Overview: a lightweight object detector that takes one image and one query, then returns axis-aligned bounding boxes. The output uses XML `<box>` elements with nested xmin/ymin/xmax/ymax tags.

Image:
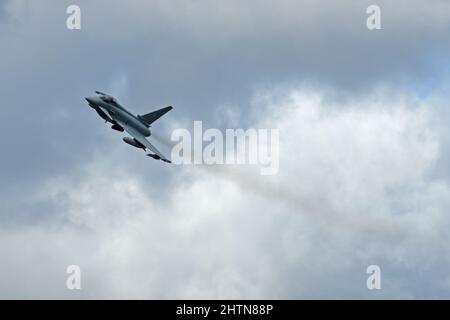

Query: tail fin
<box><xmin>138</xmin><ymin>106</ymin><xmax>173</xmax><ymax>126</ymax></box>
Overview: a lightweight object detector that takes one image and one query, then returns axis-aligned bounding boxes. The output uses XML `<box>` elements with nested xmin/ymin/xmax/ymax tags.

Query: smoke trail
<box><xmin>150</xmin><ymin>129</ymin><xmax>411</xmax><ymax>240</ymax></box>
<box><xmin>198</xmin><ymin>164</ymin><xmax>411</xmax><ymax>240</ymax></box>
<box><xmin>150</xmin><ymin>131</ymin><xmax>177</xmax><ymax>148</ymax></box>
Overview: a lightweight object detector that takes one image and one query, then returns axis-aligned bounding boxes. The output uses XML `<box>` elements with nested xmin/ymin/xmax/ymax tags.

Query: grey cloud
<box><xmin>1</xmin><ymin>86</ymin><xmax>449</xmax><ymax>299</ymax></box>
<box><xmin>1</xmin><ymin>0</ymin><xmax>450</xmax><ymax>298</ymax></box>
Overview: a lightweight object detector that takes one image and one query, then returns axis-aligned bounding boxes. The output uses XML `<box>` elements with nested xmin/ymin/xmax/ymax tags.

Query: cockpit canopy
<box><xmin>100</xmin><ymin>95</ymin><xmax>118</xmax><ymax>105</ymax></box>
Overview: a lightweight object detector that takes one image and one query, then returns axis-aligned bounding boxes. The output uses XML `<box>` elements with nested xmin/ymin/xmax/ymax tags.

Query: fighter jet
<box><xmin>85</xmin><ymin>91</ymin><xmax>172</xmax><ymax>163</ymax></box>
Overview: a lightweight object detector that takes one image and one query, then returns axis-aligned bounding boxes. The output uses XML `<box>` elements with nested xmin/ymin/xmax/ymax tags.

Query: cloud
<box><xmin>1</xmin><ymin>0</ymin><xmax>449</xmax><ymax>187</ymax></box>
<box><xmin>1</xmin><ymin>0</ymin><xmax>450</xmax><ymax>299</ymax></box>
<box><xmin>1</xmin><ymin>85</ymin><xmax>449</xmax><ymax>298</ymax></box>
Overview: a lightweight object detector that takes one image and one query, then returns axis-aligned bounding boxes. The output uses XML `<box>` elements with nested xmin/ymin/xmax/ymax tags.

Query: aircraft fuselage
<box><xmin>85</xmin><ymin>96</ymin><xmax>151</xmax><ymax>137</ymax></box>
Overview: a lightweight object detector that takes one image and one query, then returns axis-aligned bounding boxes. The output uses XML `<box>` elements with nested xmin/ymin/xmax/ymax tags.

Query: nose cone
<box><xmin>85</xmin><ymin>96</ymin><xmax>96</xmax><ymax>108</ymax></box>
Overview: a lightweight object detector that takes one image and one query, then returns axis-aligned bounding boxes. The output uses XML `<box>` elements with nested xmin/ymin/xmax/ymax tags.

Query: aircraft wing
<box><xmin>115</xmin><ymin>119</ymin><xmax>171</xmax><ymax>163</ymax></box>
<box><xmin>98</xmin><ymin>105</ymin><xmax>115</xmax><ymax>120</ymax></box>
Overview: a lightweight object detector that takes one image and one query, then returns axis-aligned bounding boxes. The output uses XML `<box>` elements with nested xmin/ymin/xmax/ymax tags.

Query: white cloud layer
<box><xmin>1</xmin><ymin>86</ymin><xmax>449</xmax><ymax>298</ymax></box>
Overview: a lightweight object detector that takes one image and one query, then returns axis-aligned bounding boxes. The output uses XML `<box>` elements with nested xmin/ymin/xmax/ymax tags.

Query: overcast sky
<box><xmin>1</xmin><ymin>0</ymin><xmax>450</xmax><ymax>298</ymax></box>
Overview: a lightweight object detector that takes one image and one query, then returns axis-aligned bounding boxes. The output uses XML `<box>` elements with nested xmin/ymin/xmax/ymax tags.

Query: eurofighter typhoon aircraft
<box><xmin>85</xmin><ymin>91</ymin><xmax>172</xmax><ymax>163</ymax></box>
